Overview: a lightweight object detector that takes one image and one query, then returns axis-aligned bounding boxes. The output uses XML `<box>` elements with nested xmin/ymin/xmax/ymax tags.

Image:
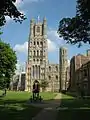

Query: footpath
<box><xmin>32</xmin><ymin>93</ymin><xmax>62</xmax><ymax>120</ymax></box>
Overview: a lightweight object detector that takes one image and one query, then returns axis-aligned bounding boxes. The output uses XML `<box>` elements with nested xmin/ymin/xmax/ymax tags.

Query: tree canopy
<box><xmin>58</xmin><ymin>0</ymin><xmax>90</xmax><ymax>47</ymax></box>
<box><xmin>0</xmin><ymin>40</ymin><xmax>17</xmax><ymax>89</ymax></box>
<box><xmin>0</xmin><ymin>0</ymin><xmax>26</xmax><ymax>27</ymax></box>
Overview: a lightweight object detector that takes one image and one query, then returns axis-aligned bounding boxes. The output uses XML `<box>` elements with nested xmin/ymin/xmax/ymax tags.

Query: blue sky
<box><xmin>1</xmin><ymin>0</ymin><xmax>90</xmax><ymax>67</ymax></box>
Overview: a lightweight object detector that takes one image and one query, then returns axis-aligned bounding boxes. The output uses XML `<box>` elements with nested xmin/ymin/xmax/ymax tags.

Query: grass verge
<box><xmin>57</xmin><ymin>93</ymin><xmax>90</xmax><ymax>120</ymax></box>
<box><xmin>0</xmin><ymin>91</ymin><xmax>56</xmax><ymax>120</ymax></box>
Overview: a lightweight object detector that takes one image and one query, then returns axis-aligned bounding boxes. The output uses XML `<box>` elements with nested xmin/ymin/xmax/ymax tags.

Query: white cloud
<box><xmin>14</xmin><ymin>42</ymin><xmax>28</xmax><ymax>54</ymax></box>
<box><xmin>67</xmin><ymin>59</ymin><xmax>70</xmax><ymax>66</ymax></box>
<box><xmin>15</xmin><ymin>60</ymin><xmax>26</xmax><ymax>74</ymax></box>
<box><xmin>14</xmin><ymin>0</ymin><xmax>40</xmax><ymax>7</ymax></box>
<box><xmin>5</xmin><ymin>16</ymin><xmax>12</xmax><ymax>22</ymax></box>
<box><xmin>47</xmin><ymin>39</ymin><xmax>56</xmax><ymax>52</ymax></box>
<box><xmin>47</xmin><ymin>29</ymin><xmax>66</xmax><ymax>48</ymax></box>
<box><xmin>14</xmin><ymin>29</ymin><xmax>66</xmax><ymax>54</ymax></box>
<box><xmin>14</xmin><ymin>38</ymin><xmax>56</xmax><ymax>54</ymax></box>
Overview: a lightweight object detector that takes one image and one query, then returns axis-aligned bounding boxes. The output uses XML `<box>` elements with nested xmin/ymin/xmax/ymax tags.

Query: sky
<box><xmin>1</xmin><ymin>0</ymin><xmax>90</xmax><ymax>70</ymax></box>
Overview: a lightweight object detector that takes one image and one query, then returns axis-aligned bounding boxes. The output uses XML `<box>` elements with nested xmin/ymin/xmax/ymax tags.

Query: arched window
<box><xmin>37</xmin><ymin>50</ymin><xmax>39</xmax><ymax>56</ymax></box>
<box><xmin>33</xmin><ymin>59</ymin><xmax>35</xmax><ymax>62</ymax></box>
<box><xmin>34</xmin><ymin>41</ymin><xmax>35</xmax><ymax>45</ymax></box>
<box><xmin>48</xmin><ymin>76</ymin><xmax>51</xmax><ymax>80</ymax></box>
<box><xmin>56</xmin><ymin>75</ymin><xmax>58</xmax><ymax>80</ymax></box>
<box><xmin>40</xmin><ymin>41</ymin><xmax>43</xmax><ymax>45</ymax></box>
<box><xmin>34</xmin><ymin>50</ymin><xmax>35</xmax><ymax>56</ymax></box>
<box><xmin>56</xmin><ymin>66</ymin><xmax>58</xmax><ymax>71</ymax></box>
<box><xmin>40</xmin><ymin>59</ymin><xmax>42</xmax><ymax>63</ymax></box>
<box><xmin>37</xmin><ymin>41</ymin><xmax>39</xmax><ymax>45</ymax></box>
<box><xmin>49</xmin><ymin>66</ymin><xmax>51</xmax><ymax>71</ymax></box>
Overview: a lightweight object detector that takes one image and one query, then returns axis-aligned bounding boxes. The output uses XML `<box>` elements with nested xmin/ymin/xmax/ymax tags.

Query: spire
<box><xmin>38</xmin><ymin>15</ymin><xmax>40</xmax><ymax>23</ymax></box>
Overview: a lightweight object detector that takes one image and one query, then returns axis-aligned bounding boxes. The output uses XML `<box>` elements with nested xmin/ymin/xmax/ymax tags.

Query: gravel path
<box><xmin>32</xmin><ymin>93</ymin><xmax>62</xmax><ymax>120</ymax></box>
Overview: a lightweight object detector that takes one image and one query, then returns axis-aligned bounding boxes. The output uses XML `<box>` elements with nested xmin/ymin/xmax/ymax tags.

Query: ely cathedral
<box><xmin>11</xmin><ymin>17</ymin><xmax>69</xmax><ymax>92</ymax></box>
<box><xmin>11</xmin><ymin>17</ymin><xmax>90</xmax><ymax>95</ymax></box>
<box><xmin>25</xmin><ymin>17</ymin><xmax>69</xmax><ymax>92</ymax></box>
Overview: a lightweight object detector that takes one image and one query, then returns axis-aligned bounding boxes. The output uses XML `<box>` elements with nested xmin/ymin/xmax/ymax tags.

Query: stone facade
<box><xmin>47</xmin><ymin>64</ymin><xmax>59</xmax><ymax>92</ymax></box>
<box><xmin>25</xmin><ymin>17</ymin><xmax>49</xmax><ymax>91</ymax></box>
<box><xmin>25</xmin><ymin>17</ymin><xmax>68</xmax><ymax>92</ymax></box>
<box><xmin>59</xmin><ymin>47</ymin><xmax>68</xmax><ymax>91</ymax></box>
<box><xmin>75</xmin><ymin>61</ymin><xmax>90</xmax><ymax>96</ymax></box>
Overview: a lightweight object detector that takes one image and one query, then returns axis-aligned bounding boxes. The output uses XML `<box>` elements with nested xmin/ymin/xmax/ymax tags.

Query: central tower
<box><xmin>25</xmin><ymin>17</ymin><xmax>48</xmax><ymax>91</ymax></box>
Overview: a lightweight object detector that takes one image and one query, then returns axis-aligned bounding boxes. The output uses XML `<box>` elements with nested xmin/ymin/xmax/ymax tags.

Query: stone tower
<box><xmin>25</xmin><ymin>17</ymin><xmax>48</xmax><ymax>91</ymax></box>
<box><xmin>59</xmin><ymin>47</ymin><xmax>68</xmax><ymax>91</ymax></box>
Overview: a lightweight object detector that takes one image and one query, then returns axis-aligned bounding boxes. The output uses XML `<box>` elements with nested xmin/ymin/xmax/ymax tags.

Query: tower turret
<box><xmin>43</xmin><ymin>17</ymin><xmax>47</xmax><ymax>38</ymax></box>
<box><xmin>59</xmin><ymin>47</ymin><xmax>68</xmax><ymax>91</ymax></box>
<box><xmin>30</xmin><ymin>18</ymin><xmax>34</xmax><ymax>37</ymax></box>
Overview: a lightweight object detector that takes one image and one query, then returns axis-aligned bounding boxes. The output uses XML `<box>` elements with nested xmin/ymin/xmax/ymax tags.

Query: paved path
<box><xmin>32</xmin><ymin>93</ymin><xmax>62</xmax><ymax>120</ymax></box>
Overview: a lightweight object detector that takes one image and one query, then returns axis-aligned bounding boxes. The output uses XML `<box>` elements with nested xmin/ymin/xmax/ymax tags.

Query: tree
<box><xmin>58</xmin><ymin>0</ymin><xmax>90</xmax><ymax>47</ymax></box>
<box><xmin>0</xmin><ymin>40</ymin><xmax>17</xmax><ymax>89</ymax></box>
<box><xmin>0</xmin><ymin>0</ymin><xmax>26</xmax><ymax>27</ymax></box>
<box><xmin>40</xmin><ymin>80</ymin><xmax>48</xmax><ymax>92</ymax></box>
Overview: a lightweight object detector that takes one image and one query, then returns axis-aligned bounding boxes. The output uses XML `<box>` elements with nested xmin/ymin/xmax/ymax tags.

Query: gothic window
<box><xmin>37</xmin><ymin>41</ymin><xmax>39</xmax><ymax>45</ymax></box>
<box><xmin>34</xmin><ymin>41</ymin><xmax>35</xmax><ymax>45</ymax></box>
<box><xmin>37</xmin><ymin>59</ymin><xmax>39</xmax><ymax>62</ymax></box>
<box><xmin>37</xmin><ymin>26</ymin><xmax>40</xmax><ymax>33</ymax></box>
<box><xmin>56</xmin><ymin>75</ymin><xmax>58</xmax><ymax>80</ymax></box>
<box><xmin>33</xmin><ymin>59</ymin><xmax>35</xmax><ymax>62</ymax></box>
<box><xmin>34</xmin><ymin>50</ymin><xmax>35</xmax><ymax>56</ymax></box>
<box><xmin>49</xmin><ymin>66</ymin><xmax>51</xmax><ymax>71</ymax></box>
<box><xmin>40</xmin><ymin>41</ymin><xmax>43</xmax><ymax>45</ymax></box>
<box><xmin>37</xmin><ymin>50</ymin><xmax>39</xmax><ymax>56</ymax></box>
<box><xmin>56</xmin><ymin>66</ymin><xmax>58</xmax><ymax>71</ymax></box>
<box><xmin>40</xmin><ymin>59</ymin><xmax>42</xmax><ymax>63</ymax></box>
<box><xmin>48</xmin><ymin>76</ymin><xmax>51</xmax><ymax>80</ymax></box>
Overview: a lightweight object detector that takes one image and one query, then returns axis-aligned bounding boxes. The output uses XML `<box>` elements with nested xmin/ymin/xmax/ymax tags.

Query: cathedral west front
<box><xmin>25</xmin><ymin>17</ymin><xmax>68</xmax><ymax>92</ymax></box>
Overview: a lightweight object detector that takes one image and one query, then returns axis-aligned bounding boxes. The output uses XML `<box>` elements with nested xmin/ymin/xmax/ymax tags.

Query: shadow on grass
<box><xmin>57</xmin><ymin>94</ymin><xmax>90</xmax><ymax>120</ymax></box>
<box><xmin>0</xmin><ymin>98</ymin><xmax>42</xmax><ymax>120</ymax></box>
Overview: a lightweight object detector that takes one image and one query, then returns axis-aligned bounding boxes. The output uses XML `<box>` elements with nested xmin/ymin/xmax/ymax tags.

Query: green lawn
<box><xmin>0</xmin><ymin>91</ymin><xmax>56</xmax><ymax>120</ymax></box>
<box><xmin>57</xmin><ymin>93</ymin><xmax>90</xmax><ymax>120</ymax></box>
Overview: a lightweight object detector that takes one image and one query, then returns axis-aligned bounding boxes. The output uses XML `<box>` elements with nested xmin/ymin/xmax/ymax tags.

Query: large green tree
<box><xmin>58</xmin><ymin>0</ymin><xmax>90</xmax><ymax>47</ymax></box>
<box><xmin>0</xmin><ymin>0</ymin><xmax>26</xmax><ymax>27</ymax></box>
<box><xmin>0</xmin><ymin>40</ymin><xmax>17</xmax><ymax>89</ymax></box>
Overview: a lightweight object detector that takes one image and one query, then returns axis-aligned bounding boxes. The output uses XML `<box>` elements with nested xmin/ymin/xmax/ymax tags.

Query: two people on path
<box><xmin>32</xmin><ymin>80</ymin><xmax>40</xmax><ymax>99</ymax></box>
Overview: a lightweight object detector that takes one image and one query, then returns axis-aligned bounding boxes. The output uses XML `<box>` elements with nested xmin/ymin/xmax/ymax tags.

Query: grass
<box><xmin>57</xmin><ymin>93</ymin><xmax>90</xmax><ymax>120</ymax></box>
<box><xmin>0</xmin><ymin>91</ymin><xmax>56</xmax><ymax>120</ymax></box>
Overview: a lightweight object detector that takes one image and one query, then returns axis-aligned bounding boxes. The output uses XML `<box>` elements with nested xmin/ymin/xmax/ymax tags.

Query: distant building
<box><xmin>70</xmin><ymin>50</ymin><xmax>90</xmax><ymax>95</ymax></box>
<box><xmin>10</xmin><ymin>72</ymin><xmax>26</xmax><ymax>91</ymax></box>
<box><xmin>75</xmin><ymin>61</ymin><xmax>90</xmax><ymax>96</ymax></box>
